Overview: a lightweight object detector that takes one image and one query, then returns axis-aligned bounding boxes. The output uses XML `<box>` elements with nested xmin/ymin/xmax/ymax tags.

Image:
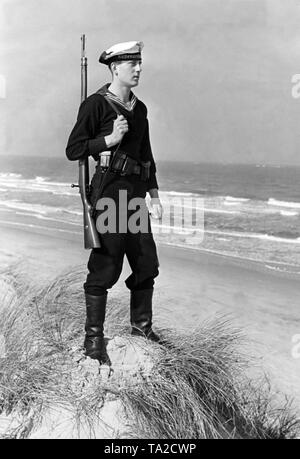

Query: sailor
<box><xmin>66</xmin><ymin>41</ymin><xmax>163</xmax><ymax>365</ymax></box>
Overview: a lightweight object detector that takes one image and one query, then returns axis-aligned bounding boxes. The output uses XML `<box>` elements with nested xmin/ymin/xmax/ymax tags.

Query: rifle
<box><xmin>71</xmin><ymin>34</ymin><xmax>101</xmax><ymax>249</ymax></box>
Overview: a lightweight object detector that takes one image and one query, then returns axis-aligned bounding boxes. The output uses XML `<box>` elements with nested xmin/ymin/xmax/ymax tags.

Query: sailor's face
<box><xmin>116</xmin><ymin>60</ymin><xmax>142</xmax><ymax>87</ymax></box>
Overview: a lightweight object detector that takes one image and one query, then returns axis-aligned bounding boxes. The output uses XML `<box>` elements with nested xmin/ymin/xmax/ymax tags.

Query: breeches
<box><xmin>84</xmin><ymin>174</ymin><xmax>159</xmax><ymax>296</ymax></box>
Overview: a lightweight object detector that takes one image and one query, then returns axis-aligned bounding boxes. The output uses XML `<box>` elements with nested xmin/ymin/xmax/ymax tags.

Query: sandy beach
<box><xmin>0</xmin><ymin>217</ymin><xmax>299</xmax><ymax>409</ymax></box>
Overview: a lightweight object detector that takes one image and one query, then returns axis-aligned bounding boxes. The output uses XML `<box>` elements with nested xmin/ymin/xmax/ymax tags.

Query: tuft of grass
<box><xmin>0</xmin><ymin>264</ymin><xmax>299</xmax><ymax>439</ymax></box>
<box><xmin>120</xmin><ymin>323</ymin><xmax>300</xmax><ymax>439</ymax></box>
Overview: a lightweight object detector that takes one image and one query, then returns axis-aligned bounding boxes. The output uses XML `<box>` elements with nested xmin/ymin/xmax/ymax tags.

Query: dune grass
<box><xmin>0</xmin><ymin>264</ymin><xmax>299</xmax><ymax>439</ymax></box>
<box><xmin>120</xmin><ymin>326</ymin><xmax>299</xmax><ymax>439</ymax></box>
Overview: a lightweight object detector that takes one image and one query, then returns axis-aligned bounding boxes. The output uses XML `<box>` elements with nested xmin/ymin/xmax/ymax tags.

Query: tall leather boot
<box><xmin>130</xmin><ymin>288</ymin><xmax>161</xmax><ymax>343</ymax></box>
<box><xmin>83</xmin><ymin>293</ymin><xmax>111</xmax><ymax>365</ymax></box>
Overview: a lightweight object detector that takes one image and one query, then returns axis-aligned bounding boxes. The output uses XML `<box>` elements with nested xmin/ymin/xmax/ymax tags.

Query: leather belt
<box><xmin>98</xmin><ymin>150</ymin><xmax>151</xmax><ymax>181</ymax></box>
<box><xmin>132</xmin><ymin>164</ymin><xmax>141</xmax><ymax>175</ymax></box>
<box><xmin>98</xmin><ymin>151</ymin><xmax>143</xmax><ymax>177</ymax></box>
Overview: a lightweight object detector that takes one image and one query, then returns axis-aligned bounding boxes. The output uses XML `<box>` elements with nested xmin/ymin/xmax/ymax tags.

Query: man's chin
<box><xmin>124</xmin><ymin>80</ymin><xmax>139</xmax><ymax>89</ymax></box>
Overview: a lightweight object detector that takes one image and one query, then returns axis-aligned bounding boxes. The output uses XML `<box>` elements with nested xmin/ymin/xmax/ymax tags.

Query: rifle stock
<box><xmin>78</xmin><ymin>157</ymin><xmax>100</xmax><ymax>249</ymax></box>
<box><xmin>78</xmin><ymin>34</ymin><xmax>101</xmax><ymax>249</ymax></box>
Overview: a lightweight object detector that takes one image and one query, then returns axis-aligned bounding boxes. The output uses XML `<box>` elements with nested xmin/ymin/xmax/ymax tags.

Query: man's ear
<box><xmin>110</xmin><ymin>62</ymin><xmax>118</xmax><ymax>75</ymax></box>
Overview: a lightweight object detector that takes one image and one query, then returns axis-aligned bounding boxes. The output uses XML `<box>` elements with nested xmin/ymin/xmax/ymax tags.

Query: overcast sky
<box><xmin>1</xmin><ymin>0</ymin><xmax>300</xmax><ymax>164</ymax></box>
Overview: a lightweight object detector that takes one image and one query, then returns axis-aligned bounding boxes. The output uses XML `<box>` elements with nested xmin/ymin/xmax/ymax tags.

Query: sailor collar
<box><xmin>97</xmin><ymin>84</ymin><xmax>138</xmax><ymax>112</ymax></box>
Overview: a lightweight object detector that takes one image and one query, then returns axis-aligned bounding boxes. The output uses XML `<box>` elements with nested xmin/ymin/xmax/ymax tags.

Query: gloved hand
<box><xmin>149</xmin><ymin>198</ymin><xmax>163</xmax><ymax>220</ymax></box>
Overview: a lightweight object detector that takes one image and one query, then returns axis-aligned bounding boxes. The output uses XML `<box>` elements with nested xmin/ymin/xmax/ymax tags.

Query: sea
<box><xmin>1</xmin><ymin>154</ymin><xmax>300</xmax><ymax>276</ymax></box>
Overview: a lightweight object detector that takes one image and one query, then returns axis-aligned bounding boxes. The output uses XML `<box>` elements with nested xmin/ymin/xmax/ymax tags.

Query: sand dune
<box><xmin>0</xmin><ymin>221</ymin><xmax>299</xmax><ymax>412</ymax></box>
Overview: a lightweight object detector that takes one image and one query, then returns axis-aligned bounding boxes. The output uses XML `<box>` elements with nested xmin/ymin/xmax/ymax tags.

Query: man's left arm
<box><xmin>141</xmin><ymin>119</ymin><xmax>159</xmax><ymax>190</ymax></box>
<box><xmin>140</xmin><ymin>118</ymin><xmax>163</xmax><ymax>219</ymax></box>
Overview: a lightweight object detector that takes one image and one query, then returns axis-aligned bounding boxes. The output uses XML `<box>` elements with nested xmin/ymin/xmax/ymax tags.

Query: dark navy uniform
<box><xmin>66</xmin><ymin>85</ymin><xmax>160</xmax><ymax>295</ymax></box>
<box><xmin>66</xmin><ymin>41</ymin><xmax>161</xmax><ymax>365</ymax></box>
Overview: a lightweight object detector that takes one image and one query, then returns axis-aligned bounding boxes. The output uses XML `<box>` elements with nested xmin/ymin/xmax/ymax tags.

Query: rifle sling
<box><xmin>91</xmin><ymin>96</ymin><xmax>122</xmax><ymax>214</ymax></box>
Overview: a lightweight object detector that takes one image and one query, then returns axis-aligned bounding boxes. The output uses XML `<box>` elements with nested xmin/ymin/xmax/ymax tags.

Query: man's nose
<box><xmin>135</xmin><ymin>63</ymin><xmax>142</xmax><ymax>72</ymax></box>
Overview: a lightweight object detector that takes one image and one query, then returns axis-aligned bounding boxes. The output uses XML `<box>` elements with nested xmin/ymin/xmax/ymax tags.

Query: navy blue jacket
<box><xmin>66</xmin><ymin>84</ymin><xmax>158</xmax><ymax>190</ymax></box>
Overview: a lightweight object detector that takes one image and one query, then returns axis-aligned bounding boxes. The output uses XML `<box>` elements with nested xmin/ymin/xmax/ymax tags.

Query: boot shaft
<box><xmin>130</xmin><ymin>288</ymin><xmax>153</xmax><ymax>334</ymax></box>
<box><xmin>85</xmin><ymin>293</ymin><xmax>107</xmax><ymax>337</ymax></box>
<box><xmin>84</xmin><ymin>293</ymin><xmax>111</xmax><ymax>364</ymax></box>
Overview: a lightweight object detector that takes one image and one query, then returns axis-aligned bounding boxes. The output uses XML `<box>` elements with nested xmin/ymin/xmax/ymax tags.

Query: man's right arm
<box><xmin>66</xmin><ymin>95</ymin><xmax>107</xmax><ymax>161</ymax></box>
<box><xmin>66</xmin><ymin>95</ymin><xmax>128</xmax><ymax>161</ymax></box>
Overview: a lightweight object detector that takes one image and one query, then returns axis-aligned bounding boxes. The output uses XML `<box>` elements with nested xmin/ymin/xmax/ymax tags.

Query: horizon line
<box><xmin>0</xmin><ymin>153</ymin><xmax>300</xmax><ymax>168</ymax></box>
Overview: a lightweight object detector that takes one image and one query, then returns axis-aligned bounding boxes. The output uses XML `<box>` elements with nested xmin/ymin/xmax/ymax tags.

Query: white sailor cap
<box><xmin>99</xmin><ymin>41</ymin><xmax>144</xmax><ymax>65</ymax></box>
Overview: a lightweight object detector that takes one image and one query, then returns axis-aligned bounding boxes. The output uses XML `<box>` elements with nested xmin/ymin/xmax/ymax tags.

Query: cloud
<box><xmin>1</xmin><ymin>0</ymin><xmax>300</xmax><ymax>164</ymax></box>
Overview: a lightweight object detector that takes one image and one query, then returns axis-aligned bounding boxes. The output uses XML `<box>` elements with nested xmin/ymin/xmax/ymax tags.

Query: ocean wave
<box><xmin>258</xmin><ymin>234</ymin><xmax>300</xmax><ymax>244</ymax></box>
<box><xmin>151</xmin><ymin>222</ymin><xmax>204</xmax><ymax>235</ymax></box>
<box><xmin>2</xmin><ymin>174</ymin><xmax>74</xmax><ymax>188</ymax></box>
<box><xmin>154</xmin><ymin>197</ymin><xmax>239</xmax><ymax>215</ymax></box>
<box><xmin>0</xmin><ymin>199</ymin><xmax>82</xmax><ymax>217</ymax></box>
<box><xmin>0</xmin><ymin>200</ymin><xmax>47</xmax><ymax>215</ymax></box>
<box><xmin>155</xmin><ymin>242</ymin><xmax>300</xmax><ymax>274</ymax></box>
<box><xmin>0</xmin><ymin>219</ymin><xmax>81</xmax><ymax>236</ymax></box>
<box><xmin>215</xmin><ymin>196</ymin><xmax>300</xmax><ymax>217</ymax></box>
<box><xmin>15</xmin><ymin>212</ymin><xmax>82</xmax><ymax>226</ymax></box>
<box><xmin>1</xmin><ymin>173</ymin><xmax>300</xmax><ymax>221</ymax></box>
<box><xmin>5</xmin><ymin>199</ymin><xmax>299</xmax><ymax>245</ymax></box>
<box><xmin>205</xmin><ymin>229</ymin><xmax>300</xmax><ymax>244</ymax></box>
<box><xmin>204</xmin><ymin>208</ymin><xmax>240</xmax><ymax>215</ymax></box>
<box><xmin>268</xmin><ymin>198</ymin><xmax>300</xmax><ymax>209</ymax></box>
<box><xmin>0</xmin><ymin>172</ymin><xmax>22</xmax><ymax>178</ymax></box>
<box><xmin>279</xmin><ymin>210</ymin><xmax>298</xmax><ymax>217</ymax></box>
<box><xmin>163</xmin><ymin>190</ymin><xmax>202</xmax><ymax>198</ymax></box>
<box><xmin>224</xmin><ymin>196</ymin><xmax>250</xmax><ymax>203</ymax></box>
<box><xmin>32</xmin><ymin>177</ymin><xmax>71</xmax><ymax>187</ymax></box>
<box><xmin>0</xmin><ymin>175</ymin><xmax>77</xmax><ymax>196</ymax></box>
<box><xmin>0</xmin><ymin>208</ymin><xmax>14</xmax><ymax>213</ymax></box>
<box><xmin>35</xmin><ymin>176</ymin><xmax>49</xmax><ymax>182</ymax></box>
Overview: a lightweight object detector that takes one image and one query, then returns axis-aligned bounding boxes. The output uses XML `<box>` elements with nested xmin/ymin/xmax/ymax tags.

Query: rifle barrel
<box><xmin>81</xmin><ymin>34</ymin><xmax>87</xmax><ymax>103</ymax></box>
<box><xmin>78</xmin><ymin>34</ymin><xmax>101</xmax><ymax>249</ymax></box>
